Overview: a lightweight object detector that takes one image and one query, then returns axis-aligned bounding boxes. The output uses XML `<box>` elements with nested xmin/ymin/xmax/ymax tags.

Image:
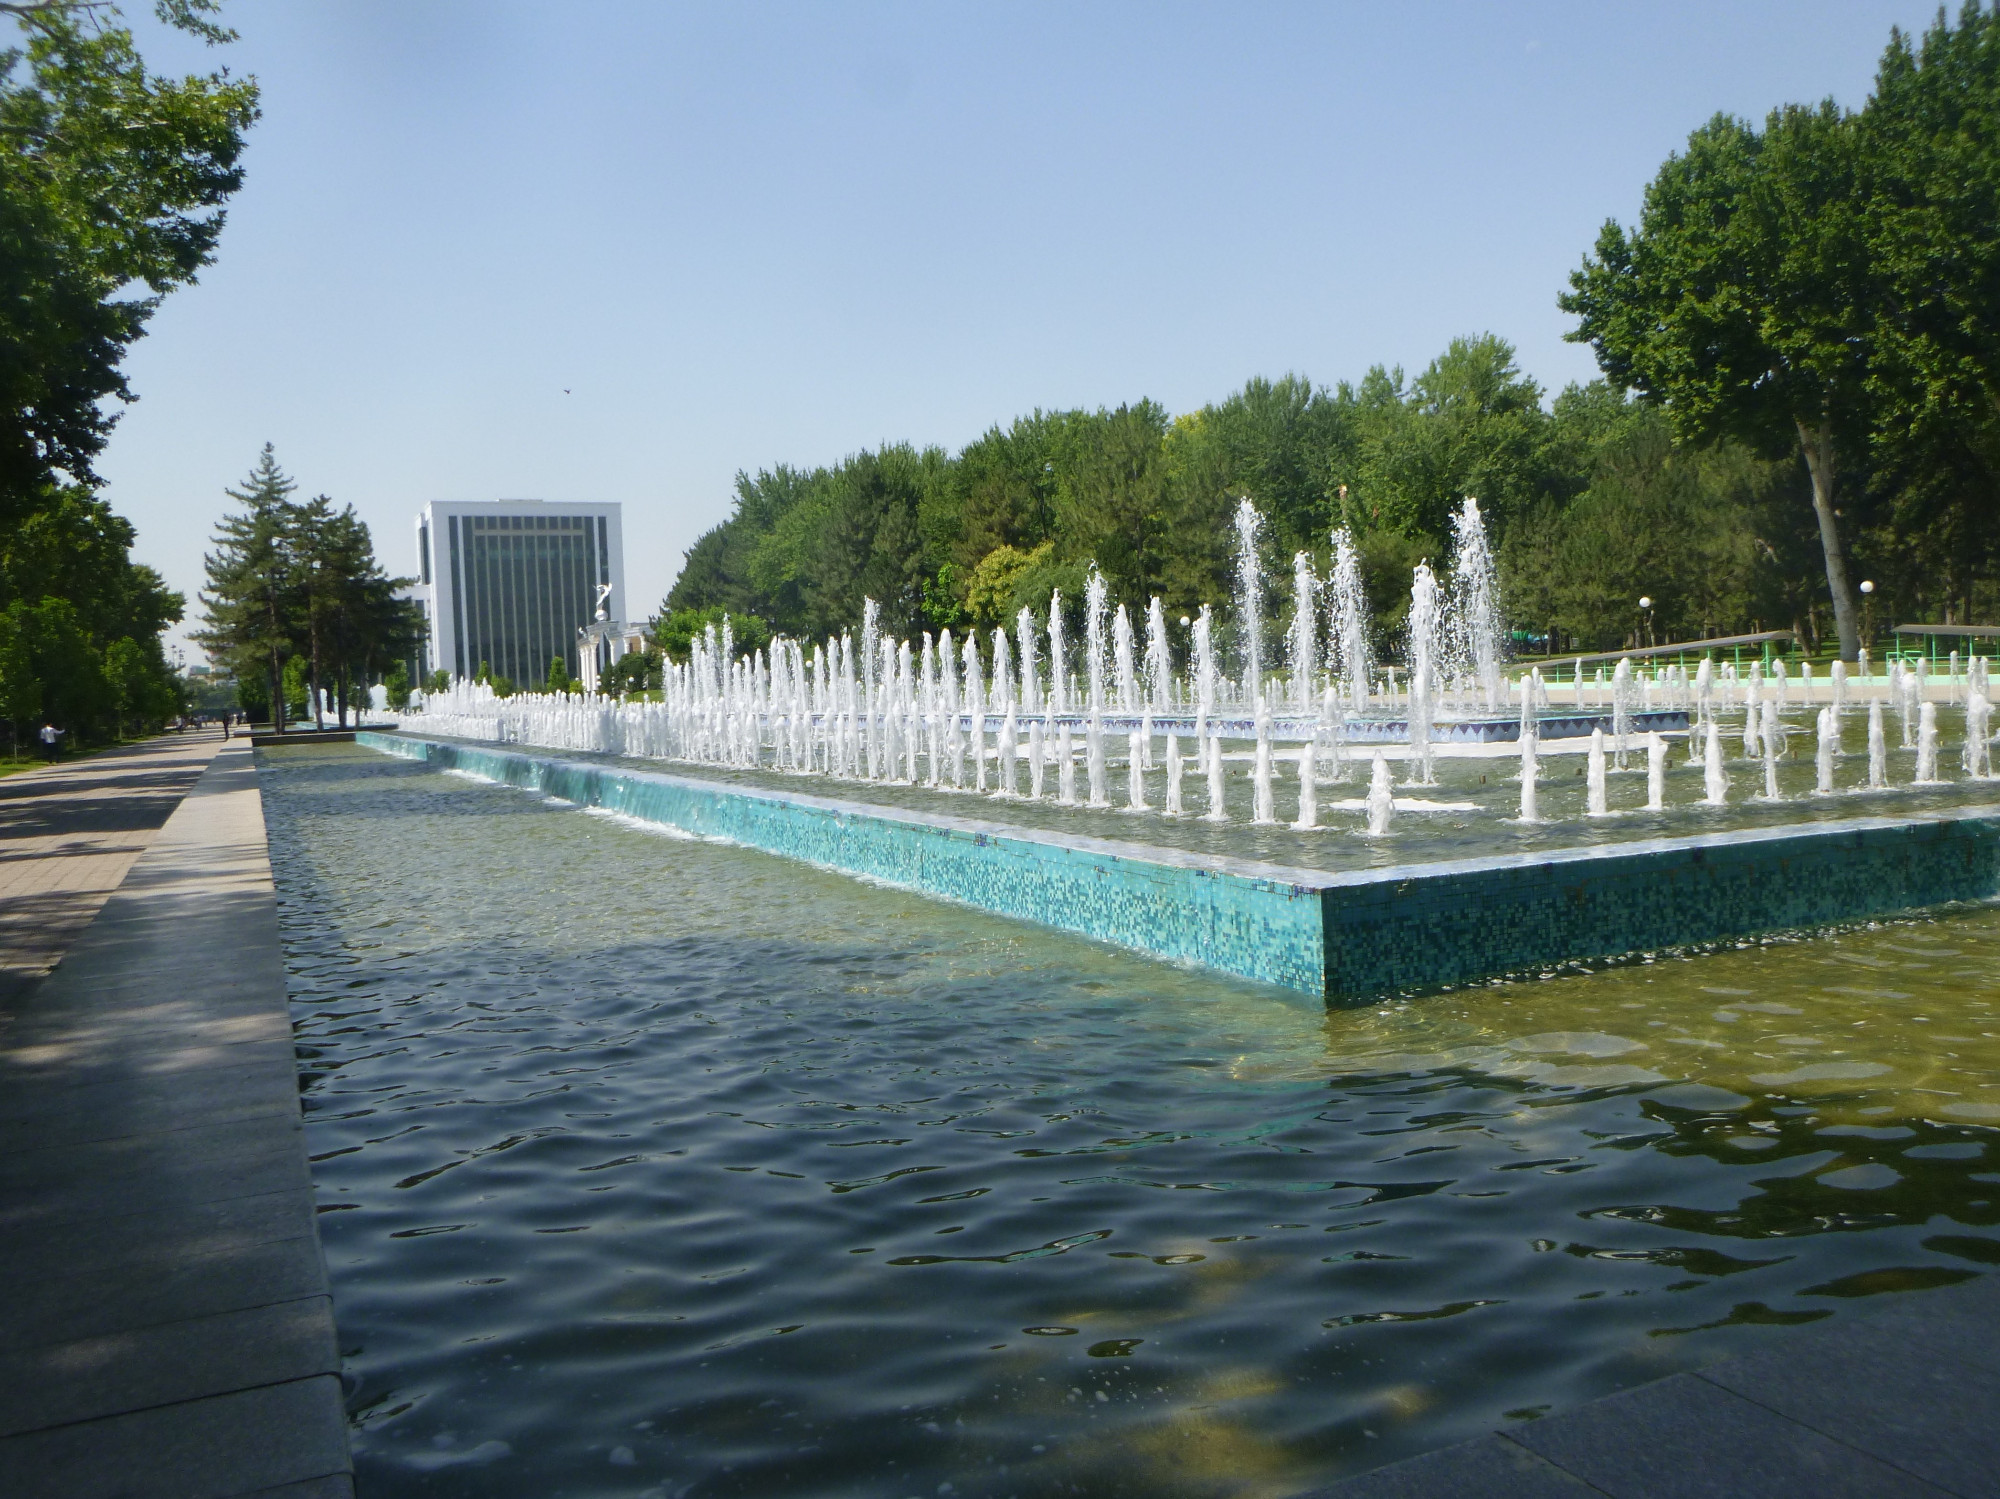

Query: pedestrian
<box><xmin>38</xmin><ymin>723</ymin><xmax>62</xmax><ymax>763</ymax></box>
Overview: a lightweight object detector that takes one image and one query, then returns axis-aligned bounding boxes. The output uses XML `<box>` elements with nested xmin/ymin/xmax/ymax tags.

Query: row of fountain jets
<box><xmin>412</xmin><ymin>498</ymin><xmax>1996</xmax><ymax>835</ymax></box>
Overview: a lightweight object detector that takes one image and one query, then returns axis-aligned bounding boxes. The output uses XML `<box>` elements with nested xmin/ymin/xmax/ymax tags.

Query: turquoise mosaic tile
<box><xmin>357</xmin><ymin>733</ymin><xmax>2000</xmax><ymax>1003</ymax></box>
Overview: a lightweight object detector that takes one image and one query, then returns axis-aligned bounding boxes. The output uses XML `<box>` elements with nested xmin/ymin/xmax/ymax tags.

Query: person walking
<box><xmin>38</xmin><ymin>723</ymin><xmax>63</xmax><ymax>763</ymax></box>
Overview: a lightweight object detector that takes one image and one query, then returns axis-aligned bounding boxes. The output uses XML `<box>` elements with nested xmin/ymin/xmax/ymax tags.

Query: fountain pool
<box><xmin>265</xmin><ymin>742</ymin><xmax>2000</xmax><ymax>1499</ymax></box>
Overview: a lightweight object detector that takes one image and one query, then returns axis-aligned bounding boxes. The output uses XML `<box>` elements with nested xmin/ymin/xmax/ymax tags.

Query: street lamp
<box><xmin>1859</xmin><ymin>580</ymin><xmax>1876</xmax><ymax>658</ymax></box>
<box><xmin>1638</xmin><ymin>596</ymin><xmax>1654</xmax><ymax>649</ymax></box>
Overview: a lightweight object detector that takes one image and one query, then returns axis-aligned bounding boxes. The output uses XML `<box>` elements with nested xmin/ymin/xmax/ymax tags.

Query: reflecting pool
<box><xmin>263</xmin><ymin>743</ymin><xmax>2000</xmax><ymax>1499</ymax></box>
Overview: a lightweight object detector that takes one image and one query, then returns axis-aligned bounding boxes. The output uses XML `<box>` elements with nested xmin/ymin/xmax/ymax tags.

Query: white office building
<box><xmin>414</xmin><ymin>500</ymin><xmax>628</xmax><ymax>688</ymax></box>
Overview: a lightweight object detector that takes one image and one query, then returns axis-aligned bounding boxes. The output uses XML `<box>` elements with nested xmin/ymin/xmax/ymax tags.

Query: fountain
<box><xmin>382</xmin><ymin>492</ymin><xmax>2000</xmax><ymax>1003</ymax></box>
<box><xmin>1144</xmin><ymin>598</ymin><xmax>1171</xmax><ymax>712</ymax></box>
<box><xmin>1191</xmin><ymin>606</ymin><xmax>1218</xmax><ymax>716</ymax></box>
<box><xmin>1113</xmin><ymin>604</ymin><xmax>1138</xmax><ymax>713</ymax></box>
<box><xmin>1293</xmin><ymin>741</ymin><xmax>1317</xmax><ymax>830</ymax></box>
<box><xmin>1329</xmin><ymin>528</ymin><xmax>1371</xmax><ymax>717</ymax></box>
<box><xmin>1365</xmin><ymin>751</ymin><xmax>1395</xmax><ymax>836</ymax></box>
<box><xmin>1233</xmin><ymin>498</ymin><xmax>1264</xmax><ymax>705</ymax></box>
<box><xmin>1288</xmin><ymin>553</ymin><xmax>1317</xmax><ymax>713</ymax></box>
<box><xmin>1047</xmin><ymin>591</ymin><xmax>1067</xmax><ymax>716</ymax></box>
<box><xmin>1968</xmin><ymin>692</ymin><xmax>1993</xmax><ymax>780</ymax></box>
<box><xmin>1016</xmin><ymin>608</ymin><xmax>1039</xmax><ymax>714</ymax></box>
<box><xmin>1448</xmin><ymin>498</ymin><xmax>1502</xmax><ymax>710</ymax></box>
<box><xmin>1704</xmin><ymin>722</ymin><xmax>1729</xmax><ymax>806</ymax></box>
<box><xmin>1204</xmin><ymin>728</ymin><xmax>1226</xmax><ymax>823</ymax></box>
<box><xmin>1759</xmin><ymin>700</ymin><xmax>1782</xmax><ymax>801</ymax></box>
<box><xmin>1406</xmin><ymin>563</ymin><xmax>1439</xmax><ymax>786</ymax></box>
<box><xmin>1252</xmin><ymin>697</ymin><xmax>1276</xmax><ymax>825</ymax></box>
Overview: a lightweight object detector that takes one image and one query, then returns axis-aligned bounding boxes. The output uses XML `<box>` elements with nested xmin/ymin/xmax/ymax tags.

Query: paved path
<box><xmin>0</xmin><ymin>741</ymin><xmax>351</xmax><ymax>1498</ymax></box>
<box><xmin>1300</xmin><ymin>1270</ymin><xmax>2000</xmax><ymax>1498</ymax></box>
<box><xmin>0</xmin><ymin>734</ymin><xmax>227</xmax><ymax>1004</ymax></box>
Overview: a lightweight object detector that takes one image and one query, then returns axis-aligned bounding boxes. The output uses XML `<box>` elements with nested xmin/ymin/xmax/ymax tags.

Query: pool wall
<box><xmin>356</xmin><ymin>733</ymin><xmax>2000</xmax><ymax>1002</ymax></box>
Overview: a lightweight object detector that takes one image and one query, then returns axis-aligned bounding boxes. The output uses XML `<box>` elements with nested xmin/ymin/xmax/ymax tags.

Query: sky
<box><xmin>98</xmin><ymin>1</ymin><xmax>1942</xmax><ymax>667</ymax></box>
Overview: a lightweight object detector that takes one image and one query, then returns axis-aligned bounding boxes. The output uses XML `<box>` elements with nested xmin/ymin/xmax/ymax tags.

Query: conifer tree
<box><xmin>195</xmin><ymin>444</ymin><xmax>299</xmax><ymax>730</ymax></box>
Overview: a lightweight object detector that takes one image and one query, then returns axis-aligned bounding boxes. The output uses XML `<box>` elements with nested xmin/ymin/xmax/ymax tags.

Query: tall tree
<box><xmin>195</xmin><ymin>445</ymin><xmax>298</xmax><ymax>729</ymax></box>
<box><xmin>1561</xmin><ymin>105</ymin><xmax>1876</xmax><ymax>658</ymax></box>
<box><xmin>0</xmin><ymin>1</ymin><xmax>257</xmax><ymax>512</ymax></box>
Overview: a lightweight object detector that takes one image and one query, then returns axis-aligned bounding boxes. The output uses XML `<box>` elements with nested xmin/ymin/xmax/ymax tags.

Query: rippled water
<box><xmin>264</xmin><ymin>743</ymin><xmax>2000</xmax><ymax>1498</ymax></box>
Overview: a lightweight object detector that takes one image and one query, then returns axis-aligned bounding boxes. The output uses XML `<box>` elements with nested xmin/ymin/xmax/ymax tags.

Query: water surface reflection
<box><xmin>264</xmin><ymin>745</ymin><xmax>2000</xmax><ymax>1498</ymax></box>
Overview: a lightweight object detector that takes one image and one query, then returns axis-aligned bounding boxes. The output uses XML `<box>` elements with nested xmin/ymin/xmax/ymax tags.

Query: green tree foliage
<box><xmin>196</xmin><ymin>446</ymin><xmax>420</xmax><ymax>729</ymax></box>
<box><xmin>1561</xmin><ymin>102</ymin><xmax>1875</xmax><ymax>658</ymax></box>
<box><xmin>655</xmin><ymin>603</ymin><xmax>770</xmax><ymax>664</ymax></box>
<box><xmin>0</xmin><ymin>1</ymin><xmax>249</xmax><ymax>749</ymax></box>
<box><xmin>661</xmin><ymin>341</ymin><xmax>1830</xmax><ymax>658</ymax></box>
<box><xmin>195</xmin><ymin>445</ymin><xmax>295</xmax><ymax>725</ymax></box>
<box><xmin>1855</xmin><ymin>5</ymin><xmax>2000</xmax><ymax>627</ymax></box>
<box><xmin>603</xmin><ymin>647</ymin><xmax>660</xmax><ymax>697</ymax></box>
<box><xmin>0</xmin><ymin>1</ymin><xmax>257</xmax><ymax>511</ymax></box>
<box><xmin>0</xmin><ymin>602</ymin><xmax>38</xmax><ymax>754</ymax></box>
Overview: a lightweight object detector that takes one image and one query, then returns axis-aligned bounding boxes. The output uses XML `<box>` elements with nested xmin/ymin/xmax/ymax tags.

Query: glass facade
<box><xmin>446</xmin><ymin>513</ymin><xmax>608</xmax><ymax>685</ymax></box>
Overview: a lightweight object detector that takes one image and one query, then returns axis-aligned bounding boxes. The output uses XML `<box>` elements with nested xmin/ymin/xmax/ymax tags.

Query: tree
<box><xmin>0</xmin><ymin>1</ymin><xmax>258</xmax><ymax>513</ymax></box>
<box><xmin>0</xmin><ymin>603</ymin><xmax>37</xmax><ymax>756</ymax></box>
<box><xmin>197</xmin><ymin>446</ymin><xmax>415</xmax><ymax>730</ymax></box>
<box><xmin>24</xmin><ymin>595</ymin><xmax>102</xmax><ymax>731</ymax></box>
<box><xmin>290</xmin><ymin>495</ymin><xmax>417</xmax><ymax>727</ymax></box>
<box><xmin>103</xmin><ymin>635</ymin><xmax>149</xmax><ymax>736</ymax></box>
<box><xmin>196</xmin><ymin>445</ymin><xmax>298</xmax><ymax>729</ymax></box>
<box><xmin>1865</xmin><ymin>7</ymin><xmax>2000</xmax><ymax>439</ymax></box>
<box><xmin>652</xmin><ymin>604</ymin><xmax>769</xmax><ymax>665</ymax></box>
<box><xmin>1561</xmin><ymin>105</ymin><xmax>1876</xmax><ymax>658</ymax></box>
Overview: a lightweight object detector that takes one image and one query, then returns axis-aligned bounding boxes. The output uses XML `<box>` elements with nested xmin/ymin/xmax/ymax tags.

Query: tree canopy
<box><xmin>0</xmin><ymin>1</ymin><xmax>251</xmax><ymax>746</ymax></box>
<box><xmin>196</xmin><ymin>446</ymin><xmax>420</xmax><ymax>729</ymax></box>
<box><xmin>662</xmin><ymin>340</ymin><xmax>1820</xmax><ymax>662</ymax></box>
<box><xmin>0</xmin><ymin>0</ymin><xmax>257</xmax><ymax>509</ymax></box>
<box><xmin>1562</xmin><ymin>3</ymin><xmax>2000</xmax><ymax>659</ymax></box>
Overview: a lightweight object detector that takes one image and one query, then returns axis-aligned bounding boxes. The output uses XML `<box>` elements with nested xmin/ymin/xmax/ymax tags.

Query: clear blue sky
<box><xmin>103</xmin><ymin>1</ymin><xmax>1938</xmax><ymax>665</ymax></box>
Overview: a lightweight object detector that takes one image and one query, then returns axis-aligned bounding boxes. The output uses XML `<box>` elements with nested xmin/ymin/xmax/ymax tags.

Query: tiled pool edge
<box><xmin>356</xmin><ymin>732</ymin><xmax>2000</xmax><ymax>1001</ymax></box>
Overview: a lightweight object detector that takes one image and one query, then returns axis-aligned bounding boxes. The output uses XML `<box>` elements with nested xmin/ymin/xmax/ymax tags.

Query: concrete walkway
<box><xmin>0</xmin><ymin>734</ymin><xmax>227</xmax><ymax>1005</ymax></box>
<box><xmin>1301</xmin><ymin>1269</ymin><xmax>2000</xmax><ymax>1498</ymax></box>
<box><xmin>0</xmin><ymin>741</ymin><xmax>351</xmax><ymax>1498</ymax></box>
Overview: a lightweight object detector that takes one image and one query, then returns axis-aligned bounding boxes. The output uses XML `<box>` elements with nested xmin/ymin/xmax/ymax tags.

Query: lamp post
<box><xmin>1859</xmin><ymin>580</ymin><xmax>1875</xmax><ymax>660</ymax></box>
<box><xmin>1638</xmin><ymin>596</ymin><xmax>1654</xmax><ymax>650</ymax></box>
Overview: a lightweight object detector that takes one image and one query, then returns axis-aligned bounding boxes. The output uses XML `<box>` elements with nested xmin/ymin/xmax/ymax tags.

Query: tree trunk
<box><xmin>309</xmin><ymin>627</ymin><xmax>324</xmax><ymax>731</ymax></box>
<box><xmin>264</xmin><ymin>590</ymin><xmax>285</xmax><ymax>734</ymax></box>
<box><xmin>1797</xmin><ymin>420</ymin><xmax>1861</xmax><ymax>661</ymax></box>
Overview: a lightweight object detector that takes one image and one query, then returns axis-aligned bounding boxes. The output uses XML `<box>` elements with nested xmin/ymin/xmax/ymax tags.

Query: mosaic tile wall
<box><xmin>357</xmin><ymin>733</ymin><xmax>2000</xmax><ymax>1002</ymax></box>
